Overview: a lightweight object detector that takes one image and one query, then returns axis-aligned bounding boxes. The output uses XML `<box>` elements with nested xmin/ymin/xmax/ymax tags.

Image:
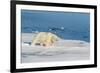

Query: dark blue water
<box><xmin>21</xmin><ymin>10</ymin><xmax>90</xmax><ymax>42</ymax></box>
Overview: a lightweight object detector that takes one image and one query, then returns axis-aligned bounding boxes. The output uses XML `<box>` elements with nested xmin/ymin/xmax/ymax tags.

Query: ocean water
<box><xmin>21</xmin><ymin>10</ymin><xmax>90</xmax><ymax>42</ymax></box>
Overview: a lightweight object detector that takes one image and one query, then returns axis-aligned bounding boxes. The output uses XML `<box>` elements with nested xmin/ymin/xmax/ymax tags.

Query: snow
<box><xmin>21</xmin><ymin>33</ymin><xmax>90</xmax><ymax>63</ymax></box>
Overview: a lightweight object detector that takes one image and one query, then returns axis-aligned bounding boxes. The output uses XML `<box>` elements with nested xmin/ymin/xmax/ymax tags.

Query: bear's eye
<box><xmin>43</xmin><ymin>44</ymin><xmax>46</xmax><ymax>46</ymax></box>
<box><xmin>35</xmin><ymin>43</ymin><xmax>40</xmax><ymax>45</ymax></box>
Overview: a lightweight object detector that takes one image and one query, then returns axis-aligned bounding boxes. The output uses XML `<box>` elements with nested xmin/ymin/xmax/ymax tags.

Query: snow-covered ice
<box><xmin>21</xmin><ymin>33</ymin><xmax>90</xmax><ymax>63</ymax></box>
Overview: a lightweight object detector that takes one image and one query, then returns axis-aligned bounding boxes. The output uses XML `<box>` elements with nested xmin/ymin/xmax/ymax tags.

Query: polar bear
<box><xmin>32</xmin><ymin>32</ymin><xmax>60</xmax><ymax>47</ymax></box>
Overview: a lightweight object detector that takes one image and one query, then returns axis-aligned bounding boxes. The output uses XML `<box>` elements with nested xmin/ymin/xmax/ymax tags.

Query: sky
<box><xmin>21</xmin><ymin>9</ymin><xmax>90</xmax><ymax>42</ymax></box>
